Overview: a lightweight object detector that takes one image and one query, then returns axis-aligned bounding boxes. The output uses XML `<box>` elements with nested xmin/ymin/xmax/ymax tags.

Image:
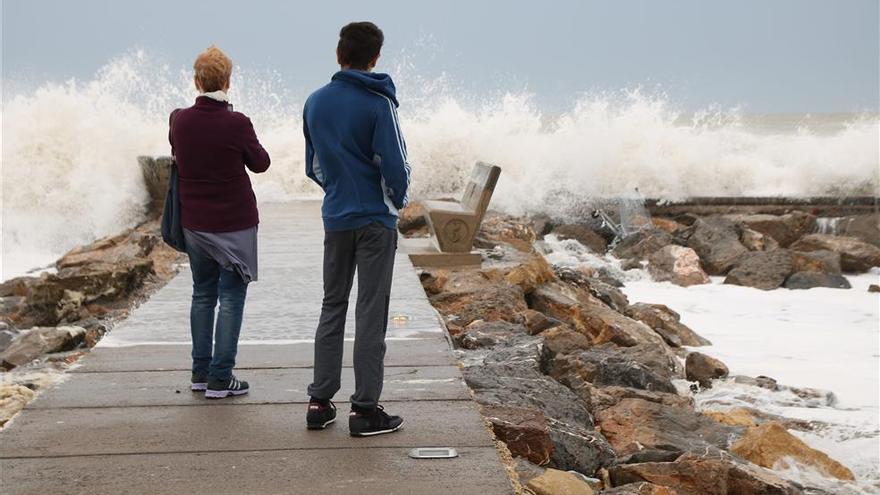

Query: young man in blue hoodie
<box><xmin>303</xmin><ymin>22</ymin><xmax>411</xmax><ymax>436</ymax></box>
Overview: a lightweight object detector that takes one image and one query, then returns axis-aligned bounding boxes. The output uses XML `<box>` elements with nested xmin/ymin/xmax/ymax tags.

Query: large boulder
<box><xmin>783</xmin><ymin>272</ymin><xmax>851</xmax><ymax>290</ymax></box>
<box><xmin>683</xmin><ymin>217</ymin><xmax>749</xmax><ymax>275</ymax></box>
<box><xmin>790</xmin><ymin>250</ymin><xmax>842</xmax><ymax>274</ymax></box>
<box><xmin>740</xmin><ymin>227</ymin><xmax>780</xmax><ymax>252</ymax></box>
<box><xmin>482</xmin><ymin>405</ymin><xmax>553</xmax><ymax>465</ymax></box>
<box><xmin>542</xmin><ymin>339</ymin><xmax>679</xmax><ymax>394</ymax></box>
<box><xmin>530</xmin><ymin>284</ymin><xmax>667</xmax><ymax>348</ymax></box>
<box><xmin>723</xmin><ymin>250</ymin><xmax>794</xmax><ymax>290</ymax></box>
<box><xmin>463</xmin><ymin>338</ymin><xmax>616</xmax><ymax>474</ymax></box>
<box><xmin>647</xmin><ymin>246</ymin><xmax>710</xmax><ymax>287</ymax></box>
<box><xmin>730</xmin><ymin>422</ymin><xmax>854</xmax><ymax>481</ymax></box>
<box><xmin>790</xmin><ymin>234</ymin><xmax>880</xmax><ymax>273</ymax></box>
<box><xmin>726</xmin><ymin>211</ymin><xmax>816</xmax><ymax>247</ymax></box>
<box><xmin>555</xmin><ymin>267</ymin><xmax>630</xmax><ymax>313</ymax></box>
<box><xmin>56</xmin><ymin>230</ymin><xmax>157</xmax><ymax>270</ymax></box>
<box><xmin>685</xmin><ymin>352</ymin><xmax>729</xmax><ymax>388</ymax></box>
<box><xmin>823</xmin><ymin>213</ymin><xmax>880</xmax><ymax>247</ymax></box>
<box><xmin>612</xmin><ymin>229</ymin><xmax>673</xmax><ymax>261</ymax></box>
<box><xmin>527</xmin><ymin>468</ymin><xmax>596</xmax><ymax>495</ymax></box>
<box><xmin>608</xmin><ymin>452</ymin><xmax>800</xmax><ymax>495</ymax></box>
<box><xmin>428</xmin><ymin>271</ymin><xmax>528</xmax><ymax>334</ymax></box>
<box><xmin>553</xmin><ymin>224</ymin><xmax>609</xmax><ymax>254</ymax></box>
<box><xmin>455</xmin><ymin>320</ymin><xmax>528</xmax><ymax>350</ymax></box>
<box><xmin>625</xmin><ymin>303</ymin><xmax>711</xmax><ymax>347</ymax></box>
<box><xmin>595</xmin><ymin>398</ymin><xmax>739</xmax><ymax>457</ymax></box>
<box><xmin>503</xmin><ymin>256</ymin><xmax>557</xmax><ymax>294</ymax></box>
<box><xmin>0</xmin><ymin>326</ymin><xmax>86</xmax><ymax>369</ymax></box>
<box><xmin>26</xmin><ymin>259</ymin><xmax>154</xmax><ymax>325</ymax></box>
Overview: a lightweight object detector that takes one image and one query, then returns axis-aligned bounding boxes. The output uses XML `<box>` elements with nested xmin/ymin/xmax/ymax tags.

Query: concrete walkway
<box><xmin>0</xmin><ymin>202</ymin><xmax>512</xmax><ymax>495</ymax></box>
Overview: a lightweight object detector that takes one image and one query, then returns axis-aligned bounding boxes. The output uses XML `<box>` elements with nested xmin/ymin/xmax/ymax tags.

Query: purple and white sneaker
<box><xmin>191</xmin><ymin>373</ymin><xmax>208</xmax><ymax>392</ymax></box>
<box><xmin>205</xmin><ymin>375</ymin><xmax>249</xmax><ymax>399</ymax></box>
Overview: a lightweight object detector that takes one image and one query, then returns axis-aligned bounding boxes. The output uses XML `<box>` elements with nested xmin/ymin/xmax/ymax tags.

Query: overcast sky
<box><xmin>2</xmin><ymin>0</ymin><xmax>878</xmax><ymax>112</ymax></box>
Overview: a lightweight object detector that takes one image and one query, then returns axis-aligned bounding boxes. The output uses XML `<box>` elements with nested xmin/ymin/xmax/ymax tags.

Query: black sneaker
<box><xmin>306</xmin><ymin>398</ymin><xmax>337</xmax><ymax>430</ymax></box>
<box><xmin>205</xmin><ymin>375</ymin><xmax>249</xmax><ymax>399</ymax></box>
<box><xmin>191</xmin><ymin>373</ymin><xmax>208</xmax><ymax>392</ymax></box>
<box><xmin>349</xmin><ymin>405</ymin><xmax>404</xmax><ymax>437</ymax></box>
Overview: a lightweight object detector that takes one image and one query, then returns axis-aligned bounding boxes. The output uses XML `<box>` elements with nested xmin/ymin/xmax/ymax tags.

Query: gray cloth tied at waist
<box><xmin>183</xmin><ymin>226</ymin><xmax>258</xmax><ymax>283</ymax></box>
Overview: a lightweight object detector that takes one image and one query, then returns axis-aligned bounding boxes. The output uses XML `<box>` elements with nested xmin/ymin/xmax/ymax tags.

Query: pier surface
<box><xmin>0</xmin><ymin>202</ymin><xmax>512</xmax><ymax>495</ymax></box>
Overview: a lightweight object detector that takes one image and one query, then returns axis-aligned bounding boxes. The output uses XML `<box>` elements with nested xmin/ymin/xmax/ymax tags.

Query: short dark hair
<box><xmin>337</xmin><ymin>22</ymin><xmax>384</xmax><ymax>70</ymax></box>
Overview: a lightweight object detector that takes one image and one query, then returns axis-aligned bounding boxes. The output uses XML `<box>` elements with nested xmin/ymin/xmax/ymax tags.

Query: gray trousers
<box><xmin>307</xmin><ymin>222</ymin><xmax>397</xmax><ymax>409</ymax></box>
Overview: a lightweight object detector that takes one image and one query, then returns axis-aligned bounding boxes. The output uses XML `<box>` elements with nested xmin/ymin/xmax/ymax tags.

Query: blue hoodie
<box><xmin>303</xmin><ymin>70</ymin><xmax>412</xmax><ymax>231</ymax></box>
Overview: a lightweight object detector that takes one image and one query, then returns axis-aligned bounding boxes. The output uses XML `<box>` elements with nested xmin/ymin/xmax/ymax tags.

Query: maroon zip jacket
<box><xmin>168</xmin><ymin>96</ymin><xmax>271</xmax><ymax>232</ymax></box>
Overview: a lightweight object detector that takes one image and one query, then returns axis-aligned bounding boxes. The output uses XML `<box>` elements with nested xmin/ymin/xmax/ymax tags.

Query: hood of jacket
<box><xmin>331</xmin><ymin>69</ymin><xmax>398</xmax><ymax>107</ymax></box>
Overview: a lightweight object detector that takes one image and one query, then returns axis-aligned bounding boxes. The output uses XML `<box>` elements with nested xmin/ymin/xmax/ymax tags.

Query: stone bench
<box><xmin>406</xmin><ymin>162</ymin><xmax>502</xmax><ymax>267</ymax></box>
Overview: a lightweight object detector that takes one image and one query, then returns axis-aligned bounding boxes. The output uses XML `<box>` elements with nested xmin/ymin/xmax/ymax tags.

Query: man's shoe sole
<box><xmin>191</xmin><ymin>383</ymin><xmax>207</xmax><ymax>392</ymax></box>
<box><xmin>349</xmin><ymin>422</ymin><xmax>404</xmax><ymax>437</ymax></box>
<box><xmin>205</xmin><ymin>389</ymin><xmax>249</xmax><ymax>399</ymax></box>
<box><xmin>307</xmin><ymin>417</ymin><xmax>336</xmax><ymax>430</ymax></box>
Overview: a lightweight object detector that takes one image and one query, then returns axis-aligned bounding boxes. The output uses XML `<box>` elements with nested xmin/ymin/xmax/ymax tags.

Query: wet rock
<box><xmin>651</xmin><ymin>217</ymin><xmax>682</xmax><ymax>234</ymax></box>
<box><xmin>589</xmin><ymin>386</ymin><xmax>693</xmax><ymax>413</ymax></box>
<box><xmin>555</xmin><ymin>267</ymin><xmax>630</xmax><ymax>312</ymax></box>
<box><xmin>463</xmin><ymin>338</ymin><xmax>593</xmax><ymax>428</ymax></box>
<box><xmin>397</xmin><ymin>201</ymin><xmax>427</xmax><ymax>235</ymax></box>
<box><xmin>646</xmin><ymin>245</ymin><xmax>710</xmax><ymax>287</ymax></box>
<box><xmin>456</xmin><ymin>320</ymin><xmax>528</xmax><ymax>350</ymax></box>
<box><xmin>601</xmin><ymin>482</ymin><xmax>679</xmax><ymax>494</ymax></box>
<box><xmin>429</xmin><ymin>273</ymin><xmax>528</xmax><ymax>335</ymax></box>
<box><xmin>683</xmin><ymin>217</ymin><xmax>749</xmax><ymax>275</ymax></box>
<box><xmin>869</xmin><ymin>284</ymin><xmax>880</xmax><ymax>293</ymax></box>
<box><xmin>138</xmin><ymin>155</ymin><xmax>173</xmax><ymax>216</ymax></box>
<box><xmin>418</xmin><ymin>269</ymin><xmax>449</xmax><ymax>295</ymax></box>
<box><xmin>504</xmin><ymin>256</ymin><xmax>557</xmax><ymax>294</ymax></box>
<box><xmin>479</xmin><ymin>213</ymin><xmax>538</xmax><ymax>252</ymax></box>
<box><xmin>464</xmin><ymin>339</ymin><xmax>615</xmax><ymax>474</ymax></box>
<box><xmin>529</xmin><ymin>283</ymin><xmax>665</xmax><ymax>348</ymax></box>
<box><xmin>0</xmin><ymin>329</ymin><xmax>18</xmax><ymax>353</ymax></box>
<box><xmin>790</xmin><ymin>250</ymin><xmax>842</xmax><ymax>274</ymax></box>
<box><xmin>554</xmin><ymin>224</ymin><xmax>608</xmax><ymax>254</ymax></box>
<box><xmin>727</xmin><ymin>211</ymin><xmax>817</xmax><ymax>247</ymax></box>
<box><xmin>685</xmin><ymin>352</ymin><xmax>729</xmax><ymax>388</ymax></box>
<box><xmin>612</xmin><ymin>229</ymin><xmax>673</xmax><ymax>261</ymax></box>
<box><xmin>790</xmin><ymin>234</ymin><xmax>880</xmax><ymax>273</ymax></box>
<box><xmin>740</xmin><ymin>228</ymin><xmax>780</xmax><ymax>252</ymax></box>
<box><xmin>523</xmin><ymin>309</ymin><xmax>561</xmax><ymax>335</ymax></box>
<box><xmin>0</xmin><ymin>326</ymin><xmax>87</xmax><ymax>369</ymax></box>
<box><xmin>608</xmin><ymin>451</ymin><xmax>800</xmax><ymax>495</ymax></box>
<box><xmin>548</xmin><ymin>421</ymin><xmax>617</xmax><ymax>477</ymax></box>
<box><xmin>595</xmin><ymin>398</ymin><xmax>739</xmax><ymax>457</ymax></box>
<box><xmin>56</xmin><ymin>229</ymin><xmax>158</xmax><ymax>270</ymax></box>
<box><xmin>514</xmin><ymin>457</ymin><xmax>547</xmax><ymax>487</ymax></box>
<box><xmin>734</xmin><ymin>375</ymin><xmax>780</xmax><ymax>391</ymax></box>
<box><xmin>702</xmin><ymin>408</ymin><xmax>758</xmax><ymax>427</ymax></box>
<box><xmin>543</xmin><ymin>342</ymin><xmax>679</xmax><ymax>394</ymax></box>
<box><xmin>783</xmin><ymin>272</ymin><xmax>851</xmax><ymax>290</ymax></box>
<box><xmin>26</xmin><ymin>258</ymin><xmax>154</xmax><ymax>325</ymax></box>
<box><xmin>0</xmin><ymin>384</ymin><xmax>36</xmax><ymax>427</ymax></box>
<box><xmin>826</xmin><ymin>213</ymin><xmax>880</xmax><ymax>247</ymax></box>
<box><xmin>0</xmin><ymin>277</ymin><xmax>34</xmax><ymax>298</ymax></box>
<box><xmin>723</xmin><ymin>250</ymin><xmax>794</xmax><ymax>290</ymax></box>
<box><xmin>731</xmin><ymin>422</ymin><xmax>854</xmax><ymax>481</ymax></box>
<box><xmin>482</xmin><ymin>404</ymin><xmax>553</xmax><ymax>465</ymax></box>
<box><xmin>527</xmin><ymin>468</ymin><xmax>596</xmax><ymax>495</ymax></box>
<box><xmin>625</xmin><ymin>303</ymin><xmax>711</xmax><ymax>347</ymax></box>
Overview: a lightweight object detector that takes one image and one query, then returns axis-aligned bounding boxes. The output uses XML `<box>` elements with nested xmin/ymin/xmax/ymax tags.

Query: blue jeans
<box><xmin>187</xmin><ymin>245</ymin><xmax>248</xmax><ymax>381</ymax></box>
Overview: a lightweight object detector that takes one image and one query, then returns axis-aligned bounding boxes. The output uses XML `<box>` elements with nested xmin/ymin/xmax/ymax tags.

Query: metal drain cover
<box><xmin>408</xmin><ymin>447</ymin><xmax>459</xmax><ymax>459</ymax></box>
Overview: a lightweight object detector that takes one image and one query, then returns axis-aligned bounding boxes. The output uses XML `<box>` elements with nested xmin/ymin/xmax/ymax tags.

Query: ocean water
<box><xmin>2</xmin><ymin>50</ymin><xmax>879</xmax><ymax>279</ymax></box>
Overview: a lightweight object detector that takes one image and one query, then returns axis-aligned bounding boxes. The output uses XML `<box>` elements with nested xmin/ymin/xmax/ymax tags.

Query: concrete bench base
<box><xmin>402</xmin><ymin>238</ymin><xmax>482</xmax><ymax>268</ymax></box>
